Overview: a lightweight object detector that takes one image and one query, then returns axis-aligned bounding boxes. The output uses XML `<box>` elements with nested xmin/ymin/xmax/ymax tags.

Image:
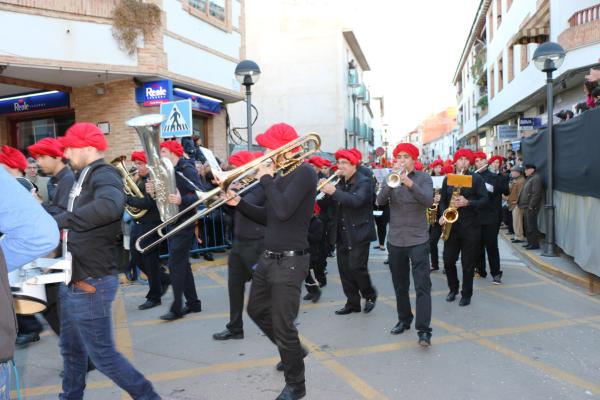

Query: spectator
<box><xmin>25</xmin><ymin>157</ymin><xmax>50</xmax><ymax>202</ymax></box>
<box><xmin>508</xmin><ymin>165</ymin><xmax>526</xmax><ymax>243</ymax></box>
<box><xmin>517</xmin><ymin>164</ymin><xmax>543</xmax><ymax>250</ymax></box>
<box><xmin>584</xmin><ymin>80</ymin><xmax>597</xmax><ymax>109</ymax></box>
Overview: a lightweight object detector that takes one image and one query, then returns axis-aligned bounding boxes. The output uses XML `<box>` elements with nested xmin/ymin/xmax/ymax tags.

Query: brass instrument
<box><xmin>426</xmin><ymin>189</ymin><xmax>439</xmax><ymax>225</ymax></box>
<box><xmin>316</xmin><ymin>171</ymin><xmax>341</xmax><ymax>200</ymax></box>
<box><xmin>441</xmin><ymin>187</ymin><xmax>460</xmax><ymax>241</ymax></box>
<box><xmin>111</xmin><ymin>155</ymin><xmax>147</xmax><ymax>219</ymax></box>
<box><xmin>126</xmin><ymin>114</ymin><xmax>179</xmax><ymax>223</ymax></box>
<box><xmin>135</xmin><ymin>133</ymin><xmax>322</xmax><ymax>253</ymax></box>
<box><xmin>386</xmin><ymin>168</ymin><xmax>406</xmax><ymax>188</ymax></box>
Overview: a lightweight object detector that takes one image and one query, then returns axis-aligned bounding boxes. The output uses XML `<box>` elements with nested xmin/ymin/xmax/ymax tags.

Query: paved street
<box><xmin>12</xmin><ymin>237</ymin><xmax>600</xmax><ymax>400</ymax></box>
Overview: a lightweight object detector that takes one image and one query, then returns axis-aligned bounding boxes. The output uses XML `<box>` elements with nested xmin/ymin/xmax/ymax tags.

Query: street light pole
<box><xmin>234</xmin><ymin>60</ymin><xmax>261</xmax><ymax>151</ymax></box>
<box><xmin>244</xmin><ymin>83</ymin><xmax>252</xmax><ymax>151</ymax></box>
<box><xmin>352</xmin><ymin>92</ymin><xmax>357</xmax><ymax>148</ymax></box>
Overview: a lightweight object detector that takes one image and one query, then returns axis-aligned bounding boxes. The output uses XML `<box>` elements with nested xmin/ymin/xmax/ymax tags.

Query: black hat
<box><xmin>524</xmin><ymin>163</ymin><xmax>536</xmax><ymax>170</ymax></box>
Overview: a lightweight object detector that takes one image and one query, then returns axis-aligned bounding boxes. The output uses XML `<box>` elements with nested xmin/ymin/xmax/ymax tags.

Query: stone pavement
<box><xmin>11</xmin><ymin>237</ymin><xmax>600</xmax><ymax>400</ymax></box>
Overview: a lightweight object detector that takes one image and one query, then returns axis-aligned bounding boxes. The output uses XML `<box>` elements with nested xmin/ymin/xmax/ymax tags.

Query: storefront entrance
<box><xmin>9</xmin><ymin>112</ymin><xmax>75</xmax><ymax>153</ymax></box>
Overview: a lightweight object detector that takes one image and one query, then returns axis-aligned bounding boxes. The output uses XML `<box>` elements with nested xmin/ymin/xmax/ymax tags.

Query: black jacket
<box><xmin>54</xmin><ymin>159</ymin><xmax>125</xmax><ymax>281</ymax></box>
<box><xmin>172</xmin><ymin>158</ymin><xmax>205</xmax><ymax>229</ymax></box>
<box><xmin>439</xmin><ymin>172</ymin><xmax>488</xmax><ymax>229</ymax></box>
<box><xmin>126</xmin><ymin>175</ymin><xmax>161</xmax><ymax>226</ymax></box>
<box><xmin>320</xmin><ymin>171</ymin><xmax>377</xmax><ymax>248</ymax></box>
<box><xmin>478</xmin><ymin>169</ymin><xmax>510</xmax><ymax>225</ymax></box>
<box><xmin>44</xmin><ymin>166</ymin><xmax>75</xmax><ymax>217</ymax></box>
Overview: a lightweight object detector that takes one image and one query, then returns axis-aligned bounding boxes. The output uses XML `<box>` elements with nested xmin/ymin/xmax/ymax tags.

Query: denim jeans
<box><xmin>59</xmin><ymin>275</ymin><xmax>159</xmax><ymax>400</ymax></box>
<box><xmin>0</xmin><ymin>362</ymin><xmax>9</xmax><ymax>400</ymax></box>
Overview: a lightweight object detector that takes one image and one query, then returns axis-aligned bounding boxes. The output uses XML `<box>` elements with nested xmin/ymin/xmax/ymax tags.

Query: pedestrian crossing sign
<box><xmin>160</xmin><ymin>99</ymin><xmax>192</xmax><ymax>138</ymax></box>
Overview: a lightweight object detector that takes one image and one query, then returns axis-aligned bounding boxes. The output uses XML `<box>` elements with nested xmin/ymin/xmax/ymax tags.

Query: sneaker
<box><xmin>492</xmin><ymin>275</ymin><xmax>502</xmax><ymax>285</ymax></box>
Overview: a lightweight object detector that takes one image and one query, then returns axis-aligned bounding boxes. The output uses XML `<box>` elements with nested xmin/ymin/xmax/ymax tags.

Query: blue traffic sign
<box><xmin>160</xmin><ymin>99</ymin><xmax>192</xmax><ymax>138</ymax></box>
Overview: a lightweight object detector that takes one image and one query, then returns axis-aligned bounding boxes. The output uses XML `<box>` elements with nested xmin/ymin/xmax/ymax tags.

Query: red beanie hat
<box><xmin>473</xmin><ymin>151</ymin><xmax>487</xmax><ymax>161</ymax></box>
<box><xmin>160</xmin><ymin>140</ymin><xmax>184</xmax><ymax>157</ymax></box>
<box><xmin>393</xmin><ymin>143</ymin><xmax>419</xmax><ymax>160</ymax></box>
<box><xmin>488</xmin><ymin>155</ymin><xmax>504</xmax><ymax>166</ymax></box>
<box><xmin>229</xmin><ymin>150</ymin><xmax>256</xmax><ymax>168</ymax></box>
<box><xmin>349</xmin><ymin>148</ymin><xmax>362</xmax><ymax>162</ymax></box>
<box><xmin>334</xmin><ymin>149</ymin><xmax>359</xmax><ymax>166</ymax></box>
<box><xmin>321</xmin><ymin>159</ymin><xmax>332</xmax><ymax>167</ymax></box>
<box><xmin>255</xmin><ymin>123</ymin><xmax>299</xmax><ymax>150</ymax></box>
<box><xmin>453</xmin><ymin>148</ymin><xmax>474</xmax><ymax>165</ymax></box>
<box><xmin>431</xmin><ymin>159</ymin><xmax>444</xmax><ymax>169</ymax></box>
<box><xmin>308</xmin><ymin>156</ymin><xmax>324</xmax><ymax>168</ymax></box>
<box><xmin>252</xmin><ymin>151</ymin><xmax>264</xmax><ymax>159</ymax></box>
<box><xmin>0</xmin><ymin>145</ymin><xmax>27</xmax><ymax>172</ymax></box>
<box><xmin>60</xmin><ymin>123</ymin><xmax>107</xmax><ymax>151</ymax></box>
<box><xmin>28</xmin><ymin>138</ymin><xmax>64</xmax><ymax>159</ymax></box>
<box><xmin>441</xmin><ymin>165</ymin><xmax>454</xmax><ymax>175</ymax></box>
<box><xmin>131</xmin><ymin>151</ymin><xmax>147</xmax><ymax>164</ymax></box>
<box><xmin>414</xmin><ymin>161</ymin><xmax>424</xmax><ymax>171</ymax></box>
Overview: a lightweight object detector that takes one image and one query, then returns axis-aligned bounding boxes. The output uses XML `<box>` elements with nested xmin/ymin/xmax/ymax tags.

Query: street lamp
<box><xmin>235</xmin><ymin>60</ymin><xmax>261</xmax><ymax>151</ymax></box>
<box><xmin>533</xmin><ymin>41</ymin><xmax>565</xmax><ymax>257</ymax></box>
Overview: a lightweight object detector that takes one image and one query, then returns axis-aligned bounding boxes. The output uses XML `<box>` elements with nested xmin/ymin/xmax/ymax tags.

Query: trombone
<box><xmin>135</xmin><ymin>133</ymin><xmax>321</xmax><ymax>253</ymax></box>
<box><xmin>316</xmin><ymin>171</ymin><xmax>341</xmax><ymax>200</ymax></box>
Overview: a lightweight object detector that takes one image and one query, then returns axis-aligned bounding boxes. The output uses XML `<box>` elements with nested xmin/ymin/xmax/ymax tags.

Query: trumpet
<box><xmin>111</xmin><ymin>155</ymin><xmax>147</xmax><ymax>219</ymax></box>
<box><xmin>316</xmin><ymin>172</ymin><xmax>341</xmax><ymax>200</ymax></box>
<box><xmin>386</xmin><ymin>167</ymin><xmax>406</xmax><ymax>188</ymax></box>
<box><xmin>135</xmin><ymin>133</ymin><xmax>322</xmax><ymax>253</ymax></box>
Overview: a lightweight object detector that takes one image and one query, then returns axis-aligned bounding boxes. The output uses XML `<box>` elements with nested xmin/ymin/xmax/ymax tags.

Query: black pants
<box><xmin>476</xmin><ymin>223</ymin><xmax>502</xmax><ymax>278</ymax></box>
<box><xmin>387</xmin><ymin>242</ymin><xmax>432</xmax><ymax>333</ymax></box>
<box><xmin>247</xmin><ymin>253</ymin><xmax>309</xmax><ymax>385</ymax></box>
<box><xmin>428</xmin><ymin>224</ymin><xmax>442</xmax><ymax>268</ymax></box>
<box><xmin>443</xmin><ymin>223</ymin><xmax>481</xmax><ymax>298</ymax></box>
<box><xmin>336</xmin><ymin>242</ymin><xmax>377</xmax><ymax>308</ymax></box>
<box><xmin>131</xmin><ymin>223</ymin><xmax>170</xmax><ymax>303</ymax></box>
<box><xmin>17</xmin><ymin>314</ymin><xmax>43</xmax><ymax>334</ymax></box>
<box><xmin>525</xmin><ymin>208</ymin><xmax>540</xmax><ymax>246</ymax></box>
<box><xmin>167</xmin><ymin>226</ymin><xmax>200</xmax><ymax>315</ymax></box>
<box><xmin>503</xmin><ymin>206</ymin><xmax>514</xmax><ymax>234</ymax></box>
<box><xmin>374</xmin><ymin>215</ymin><xmax>388</xmax><ymax>247</ymax></box>
<box><xmin>226</xmin><ymin>238</ymin><xmax>263</xmax><ymax>334</ymax></box>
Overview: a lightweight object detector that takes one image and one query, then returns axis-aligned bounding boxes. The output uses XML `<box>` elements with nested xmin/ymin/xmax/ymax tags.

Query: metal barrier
<box><xmin>159</xmin><ymin>207</ymin><xmax>232</xmax><ymax>260</ymax></box>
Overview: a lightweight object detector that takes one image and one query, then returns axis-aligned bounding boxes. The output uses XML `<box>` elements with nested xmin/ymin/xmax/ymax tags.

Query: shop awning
<box><xmin>511</xmin><ymin>0</ymin><xmax>550</xmax><ymax>46</ymax></box>
<box><xmin>173</xmin><ymin>87</ymin><xmax>222</xmax><ymax>115</ymax></box>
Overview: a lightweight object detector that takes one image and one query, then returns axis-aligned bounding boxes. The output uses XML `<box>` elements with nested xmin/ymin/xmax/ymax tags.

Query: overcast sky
<box><xmin>343</xmin><ymin>0</ymin><xmax>481</xmax><ymax>140</ymax></box>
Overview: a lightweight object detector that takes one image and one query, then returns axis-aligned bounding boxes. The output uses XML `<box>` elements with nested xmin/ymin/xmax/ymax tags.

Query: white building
<box><xmin>228</xmin><ymin>0</ymin><xmax>376</xmax><ymax>156</ymax></box>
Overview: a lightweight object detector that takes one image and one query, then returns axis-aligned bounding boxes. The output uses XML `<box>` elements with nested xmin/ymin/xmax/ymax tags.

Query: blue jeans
<box><xmin>0</xmin><ymin>362</ymin><xmax>10</xmax><ymax>400</ymax></box>
<box><xmin>59</xmin><ymin>275</ymin><xmax>159</xmax><ymax>400</ymax></box>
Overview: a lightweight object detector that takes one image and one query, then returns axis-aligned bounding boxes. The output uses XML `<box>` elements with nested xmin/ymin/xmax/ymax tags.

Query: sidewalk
<box><xmin>500</xmin><ymin>229</ymin><xmax>600</xmax><ymax>295</ymax></box>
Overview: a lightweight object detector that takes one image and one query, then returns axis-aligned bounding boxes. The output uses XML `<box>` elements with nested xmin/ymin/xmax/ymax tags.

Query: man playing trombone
<box><xmin>377</xmin><ymin>143</ymin><xmax>434</xmax><ymax>346</ymax></box>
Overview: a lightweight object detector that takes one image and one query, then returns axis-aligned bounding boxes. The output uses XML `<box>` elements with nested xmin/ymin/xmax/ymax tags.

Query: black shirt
<box><xmin>230</xmin><ymin>184</ymin><xmax>265</xmax><ymax>240</ymax></box>
<box><xmin>477</xmin><ymin>169</ymin><xmax>509</xmax><ymax>225</ymax></box>
<box><xmin>237</xmin><ymin>163</ymin><xmax>317</xmax><ymax>251</ymax></box>
<box><xmin>439</xmin><ymin>172</ymin><xmax>487</xmax><ymax>229</ymax></box>
<box><xmin>172</xmin><ymin>158</ymin><xmax>204</xmax><ymax>229</ymax></box>
<box><xmin>126</xmin><ymin>175</ymin><xmax>161</xmax><ymax>226</ymax></box>
<box><xmin>54</xmin><ymin>159</ymin><xmax>125</xmax><ymax>281</ymax></box>
<box><xmin>43</xmin><ymin>166</ymin><xmax>75</xmax><ymax>217</ymax></box>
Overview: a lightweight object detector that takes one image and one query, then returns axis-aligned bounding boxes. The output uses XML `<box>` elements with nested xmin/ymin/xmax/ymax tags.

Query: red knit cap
<box><xmin>228</xmin><ymin>150</ymin><xmax>256</xmax><ymax>168</ymax></box>
<box><xmin>160</xmin><ymin>140</ymin><xmax>184</xmax><ymax>157</ymax></box>
<box><xmin>393</xmin><ymin>143</ymin><xmax>419</xmax><ymax>160</ymax></box>
<box><xmin>28</xmin><ymin>138</ymin><xmax>64</xmax><ymax>159</ymax></box>
<box><xmin>0</xmin><ymin>145</ymin><xmax>27</xmax><ymax>172</ymax></box>
<box><xmin>441</xmin><ymin>165</ymin><xmax>454</xmax><ymax>175</ymax></box>
<box><xmin>488</xmin><ymin>155</ymin><xmax>504</xmax><ymax>166</ymax></box>
<box><xmin>414</xmin><ymin>161</ymin><xmax>424</xmax><ymax>171</ymax></box>
<box><xmin>335</xmin><ymin>149</ymin><xmax>359</xmax><ymax>166</ymax></box>
<box><xmin>321</xmin><ymin>159</ymin><xmax>332</xmax><ymax>167</ymax></box>
<box><xmin>131</xmin><ymin>151</ymin><xmax>147</xmax><ymax>164</ymax></box>
<box><xmin>60</xmin><ymin>123</ymin><xmax>107</xmax><ymax>151</ymax></box>
<box><xmin>308</xmin><ymin>156</ymin><xmax>324</xmax><ymax>168</ymax></box>
<box><xmin>255</xmin><ymin>123</ymin><xmax>299</xmax><ymax>150</ymax></box>
<box><xmin>349</xmin><ymin>148</ymin><xmax>362</xmax><ymax>162</ymax></box>
<box><xmin>430</xmin><ymin>159</ymin><xmax>444</xmax><ymax>169</ymax></box>
<box><xmin>453</xmin><ymin>148</ymin><xmax>474</xmax><ymax>165</ymax></box>
<box><xmin>473</xmin><ymin>151</ymin><xmax>487</xmax><ymax>161</ymax></box>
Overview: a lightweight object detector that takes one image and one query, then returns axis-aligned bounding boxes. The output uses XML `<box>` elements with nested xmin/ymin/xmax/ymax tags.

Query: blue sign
<box><xmin>135</xmin><ymin>80</ymin><xmax>173</xmax><ymax>106</ymax></box>
<box><xmin>0</xmin><ymin>91</ymin><xmax>69</xmax><ymax>115</ymax></box>
<box><xmin>173</xmin><ymin>88</ymin><xmax>222</xmax><ymax>114</ymax></box>
<box><xmin>519</xmin><ymin>117</ymin><xmax>542</xmax><ymax>129</ymax></box>
<box><xmin>497</xmin><ymin>124</ymin><xmax>519</xmax><ymax>140</ymax></box>
<box><xmin>160</xmin><ymin>99</ymin><xmax>192</xmax><ymax>138</ymax></box>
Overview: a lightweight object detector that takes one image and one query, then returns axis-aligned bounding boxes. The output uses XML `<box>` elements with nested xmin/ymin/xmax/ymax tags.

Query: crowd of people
<box><xmin>0</xmin><ymin>119</ymin><xmax>547</xmax><ymax>400</ymax></box>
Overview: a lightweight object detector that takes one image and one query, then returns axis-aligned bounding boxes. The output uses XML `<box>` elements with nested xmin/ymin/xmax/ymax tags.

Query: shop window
<box><xmin>192</xmin><ymin>113</ymin><xmax>208</xmax><ymax>147</ymax></box>
<box><xmin>13</xmin><ymin>113</ymin><xmax>75</xmax><ymax>153</ymax></box>
<box><xmin>184</xmin><ymin>0</ymin><xmax>230</xmax><ymax>31</ymax></box>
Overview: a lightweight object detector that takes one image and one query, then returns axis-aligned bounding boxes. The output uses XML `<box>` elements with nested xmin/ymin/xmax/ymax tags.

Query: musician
<box><xmin>428</xmin><ymin>159</ymin><xmax>445</xmax><ymax>271</ymax></box>
<box><xmin>127</xmin><ymin>151</ymin><xmax>171</xmax><ymax>310</ymax></box>
<box><xmin>155</xmin><ymin>140</ymin><xmax>203</xmax><ymax>321</ymax></box>
<box><xmin>0</xmin><ymin>145</ymin><xmax>31</xmax><ymax>189</ymax></box>
<box><xmin>226</xmin><ymin>123</ymin><xmax>317</xmax><ymax>400</ymax></box>
<box><xmin>377</xmin><ymin>143</ymin><xmax>434</xmax><ymax>346</ymax></box>
<box><xmin>212</xmin><ymin>151</ymin><xmax>265</xmax><ymax>341</ymax></box>
<box><xmin>320</xmin><ymin>149</ymin><xmax>378</xmax><ymax>315</ymax></box>
<box><xmin>439</xmin><ymin>148</ymin><xmax>487</xmax><ymax>307</ymax></box>
<box><xmin>304</xmin><ymin>203</ymin><xmax>326</xmax><ymax>302</ymax></box>
<box><xmin>473</xmin><ymin>153</ymin><xmax>509</xmax><ymax>284</ymax></box>
<box><xmin>54</xmin><ymin>123</ymin><xmax>159</xmax><ymax>399</ymax></box>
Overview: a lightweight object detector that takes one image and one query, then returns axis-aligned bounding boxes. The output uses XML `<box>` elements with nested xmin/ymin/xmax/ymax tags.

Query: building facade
<box><xmin>227</xmin><ymin>0</ymin><xmax>376</xmax><ymax>156</ymax></box>
<box><xmin>0</xmin><ymin>0</ymin><xmax>245</xmax><ymax>161</ymax></box>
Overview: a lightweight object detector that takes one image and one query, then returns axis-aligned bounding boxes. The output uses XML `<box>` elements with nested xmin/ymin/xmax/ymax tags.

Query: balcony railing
<box><xmin>569</xmin><ymin>4</ymin><xmax>600</xmax><ymax>27</ymax></box>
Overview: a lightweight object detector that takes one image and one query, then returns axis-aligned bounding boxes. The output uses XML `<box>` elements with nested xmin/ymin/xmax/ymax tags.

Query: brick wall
<box><xmin>558</xmin><ymin>20</ymin><xmax>600</xmax><ymax>51</ymax></box>
<box><xmin>0</xmin><ymin>0</ymin><xmax>118</xmax><ymax>18</ymax></box>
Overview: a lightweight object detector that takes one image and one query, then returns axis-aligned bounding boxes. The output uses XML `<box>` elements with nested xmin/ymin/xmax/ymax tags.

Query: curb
<box><xmin>501</xmin><ymin>232</ymin><xmax>599</xmax><ymax>294</ymax></box>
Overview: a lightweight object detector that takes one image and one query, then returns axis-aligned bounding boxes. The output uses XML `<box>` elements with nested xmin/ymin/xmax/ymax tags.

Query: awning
<box><xmin>511</xmin><ymin>0</ymin><xmax>550</xmax><ymax>46</ymax></box>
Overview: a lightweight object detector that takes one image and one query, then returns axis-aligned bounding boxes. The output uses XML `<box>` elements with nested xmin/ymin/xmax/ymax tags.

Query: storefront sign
<box><xmin>173</xmin><ymin>88</ymin><xmax>222</xmax><ymax>114</ymax></box>
<box><xmin>496</xmin><ymin>124</ymin><xmax>518</xmax><ymax>140</ymax></box>
<box><xmin>135</xmin><ymin>80</ymin><xmax>173</xmax><ymax>106</ymax></box>
<box><xmin>518</xmin><ymin>117</ymin><xmax>542</xmax><ymax>130</ymax></box>
<box><xmin>0</xmin><ymin>91</ymin><xmax>70</xmax><ymax>115</ymax></box>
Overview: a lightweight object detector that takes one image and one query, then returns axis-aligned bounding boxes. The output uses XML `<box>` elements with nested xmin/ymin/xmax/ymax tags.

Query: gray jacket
<box><xmin>376</xmin><ymin>170</ymin><xmax>433</xmax><ymax>247</ymax></box>
<box><xmin>0</xmin><ymin>247</ymin><xmax>17</xmax><ymax>362</ymax></box>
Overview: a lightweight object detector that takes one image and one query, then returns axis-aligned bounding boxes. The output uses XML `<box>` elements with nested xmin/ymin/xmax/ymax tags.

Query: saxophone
<box><xmin>441</xmin><ymin>187</ymin><xmax>460</xmax><ymax>241</ymax></box>
<box><xmin>110</xmin><ymin>156</ymin><xmax>147</xmax><ymax>220</ymax></box>
<box><xmin>426</xmin><ymin>189</ymin><xmax>439</xmax><ymax>225</ymax></box>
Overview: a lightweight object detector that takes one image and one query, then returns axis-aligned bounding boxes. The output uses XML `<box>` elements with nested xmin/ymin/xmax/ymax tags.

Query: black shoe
<box><xmin>275</xmin><ymin>383</ymin><xmax>306</xmax><ymax>400</ymax></box>
<box><xmin>522</xmin><ymin>243</ymin><xmax>532</xmax><ymax>248</ymax></box>
<box><xmin>138</xmin><ymin>300</ymin><xmax>161</xmax><ymax>310</ymax></box>
<box><xmin>182</xmin><ymin>302</ymin><xmax>202</xmax><ymax>314</ymax></box>
<box><xmin>335</xmin><ymin>305</ymin><xmax>361</xmax><ymax>315</ymax></box>
<box><xmin>310</xmin><ymin>289</ymin><xmax>321</xmax><ymax>303</ymax></box>
<box><xmin>212</xmin><ymin>329</ymin><xmax>244</xmax><ymax>341</ymax></box>
<box><xmin>363</xmin><ymin>298</ymin><xmax>377</xmax><ymax>313</ymax></box>
<box><xmin>459</xmin><ymin>297</ymin><xmax>471</xmax><ymax>307</ymax></box>
<box><xmin>390</xmin><ymin>322</ymin><xmax>410</xmax><ymax>335</ymax></box>
<box><xmin>474</xmin><ymin>270</ymin><xmax>487</xmax><ymax>278</ymax></box>
<box><xmin>512</xmin><ymin>239</ymin><xmax>524</xmax><ymax>243</ymax></box>
<box><xmin>446</xmin><ymin>292</ymin><xmax>458</xmax><ymax>302</ymax></box>
<box><xmin>430</xmin><ymin>264</ymin><xmax>439</xmax><ymax>272</ymax></box>
<box><xmin>383</xmin><ymin>259</ymin><xmax>389</xmax><ymax>265</ymax></box>
<box><xmin>190</xmin><ymin>252</ymin><xmax>201</xmax><ymax>259</ymax></box>
<box><xmin>276</xmin><ymin>346</ymin><xmax>309</xmax><ymax>371</ymax></box>
<box><xmin>303</xmin><ymin>292</ymin><xmax>313</xmax><ymax>301</ymax></box>
<box><xmin>528</xmin><ymin>245</ymin><xmax>540</xmax><ymax>250</ymax></box>
<box><xmin>203</xmin><ymin>252</ymin><xmax>214</xmax><ymax>261</ymax></box>
<box><xmin>418</xmin><ymin>332</ymin><xmax>432</xmax><ymax>347</ymax></box>
<box><xmin>492</xmin><ymin>275</ymin><xmax>502</xmax><ymax>285</ymax></box>
<box><xmin>16</xmin><ymin>332</ymin><xmax>40</xmax><ymax>346</ymax></box>
<box><xmin>160</xmin><ymin>311</ymin><xmax>183</xmax><ymax>321</ymax></box>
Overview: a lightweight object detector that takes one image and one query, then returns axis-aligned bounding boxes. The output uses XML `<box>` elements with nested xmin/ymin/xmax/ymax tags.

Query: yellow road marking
<box><xmin>484</xmin><ymin>290</ymin><xmax>569</xmax><ymax>318</ymax></box>
<box><xmin>131</xmin><ymin>311</ymin><xmax>231</xmax><ymax>327</ymax></box>
<box><xmin>476</xmin><ymin>319</ymin><xmax>578</xmax><ymax>337</ymax></box>
<box><xmin>203</xmin><ymin>270</ymin><xmax>227</xmax><ymax>286</ymax></box>
<box><xmin>331</xmin><ymin>334</ymin><xmax>463</xmax><ymax>358</ymax></box>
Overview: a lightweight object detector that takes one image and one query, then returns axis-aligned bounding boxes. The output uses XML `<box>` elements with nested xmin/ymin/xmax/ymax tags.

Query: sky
<box><xmin>342</xmin><ymin>0</ymin><xmax>481</xmax><ymax>139</ymax></box>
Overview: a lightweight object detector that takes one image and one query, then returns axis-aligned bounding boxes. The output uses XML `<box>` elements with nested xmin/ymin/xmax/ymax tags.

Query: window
<box><xmin>488</xmin><ymin>9</ymin><xmax>494</xmax><ymax>42</ymax></box>
<box><xmin>192</xmin><ymin>113</ymin><xmax>208</xmax><ymax>147</ymax></box>
<box><xmin>184</xmin><ymin>0</ymin><xmax>230</xmax><ymax>31</ymax></box>
<box><xmin>12</xmin><ymin>113</ymin><xmax>75</xmax><ymax>153</ymax></box>
<box><xmin>498</xmin><ymin>54</ymin><xmax>504</xmax><ymax>93</ymax></box>
<box><xmin>490</xmin><ymin>65</ymin><xmax>495</xmax><ymax>99</ymax></box>
<box><xmin>496</xmin><ymin>0</ymin><xmax>502</xmax><ymax>28</ymax></box>
<box><xmin>508</xmin><ymin>46</ymin><xmax>514</xmax><ymax>82</ymax></box>
<box><xmin>506</xmin><ymin>0</ymin><xmax>513</xmax><ymax>11</ymax></box>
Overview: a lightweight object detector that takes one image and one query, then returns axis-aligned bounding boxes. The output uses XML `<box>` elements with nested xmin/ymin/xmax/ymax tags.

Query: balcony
<box><xmin>558</xmin><ymin>4</ymin><xmax>600</xmax><ymax>51</ymax></box>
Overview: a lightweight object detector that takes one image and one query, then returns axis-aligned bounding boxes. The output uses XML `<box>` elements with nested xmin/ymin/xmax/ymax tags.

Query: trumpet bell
<box><xmin>386</xmin><ymin>173</ymin><xmax>402</xmax><ymax>188</ymax></box>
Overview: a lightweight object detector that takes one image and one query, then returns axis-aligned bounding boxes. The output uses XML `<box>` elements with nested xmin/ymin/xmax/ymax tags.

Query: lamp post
<box><xmin>235</xmin><ymin>60</ymin><xmax>261</xmax><ymax>151</ymax></box>
<box><xmin>532</xmin><ymin>41</ymin><xmax>565</xmax><ymax>257</ymax></box>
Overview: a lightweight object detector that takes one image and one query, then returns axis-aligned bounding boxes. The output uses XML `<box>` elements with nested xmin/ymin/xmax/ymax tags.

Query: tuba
<box><xmin>111</xmin><ymin>155</ymin><xmax>147</xmax><ymax>219</ymax></box>
<box><xmin>126</xmin><ymin>114</ymin><xmax>179</xmax><ymax>223</ymax></box>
